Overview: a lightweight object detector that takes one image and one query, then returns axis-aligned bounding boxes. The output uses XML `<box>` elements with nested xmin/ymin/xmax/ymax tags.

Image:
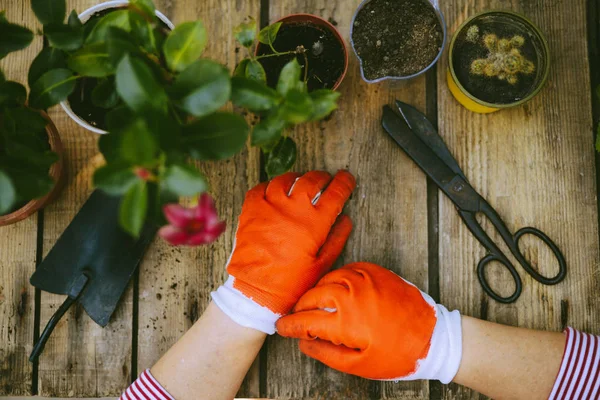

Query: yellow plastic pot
<box><xmin>447</xmin><ymin>11</ymin><xmax>550</xmax><ymax>113</ymax></box>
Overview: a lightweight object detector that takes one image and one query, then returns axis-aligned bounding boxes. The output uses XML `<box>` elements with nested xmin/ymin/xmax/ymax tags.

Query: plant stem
<box><xmin>301</xmin><ymin>52</ymin><xmax>309</xmax><ymax>82</ymax></box>
<box><xmin>254</xmin><ymin>50</ymin><xmax>298</xmax><ymax>60</ymax></box>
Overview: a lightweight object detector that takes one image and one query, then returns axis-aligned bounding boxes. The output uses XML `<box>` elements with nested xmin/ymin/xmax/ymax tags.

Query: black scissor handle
<box><xmin>477</xmin><ymin>254</ymin><xmax>523</xmax><ymax>303</ymax></box>
<box><xmin>513</xmin><ymin>227</ymin><xmax>567</xmax><ymax>285</ymax></box>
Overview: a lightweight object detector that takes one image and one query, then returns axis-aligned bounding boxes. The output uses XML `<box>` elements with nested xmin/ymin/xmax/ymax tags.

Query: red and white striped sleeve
<box><xmin>120</xmin><ymin>369</ymin><xmax>175</xmax><ymax>400</ymax></box>
<box><xmin>548</xmin><ymin>327</ymin><xmax>600</xmax><ymax>400</ymax></box>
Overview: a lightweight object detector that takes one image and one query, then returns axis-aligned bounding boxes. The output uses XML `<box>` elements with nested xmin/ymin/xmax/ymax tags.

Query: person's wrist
<box><xmin>211</xmin><ymin>276</ymin><xmax>281</xmax><ymax>334</ymax></box>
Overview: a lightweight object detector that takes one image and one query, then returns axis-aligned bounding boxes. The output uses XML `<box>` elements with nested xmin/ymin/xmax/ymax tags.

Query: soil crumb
<box><xmin>352</xmin><ymin>0</ymin><xmax>443</xmax><ymax>79</ymax></box>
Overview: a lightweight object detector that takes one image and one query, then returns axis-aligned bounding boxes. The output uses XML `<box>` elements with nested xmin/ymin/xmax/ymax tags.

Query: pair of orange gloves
<box><xmin>211</xmin><ymin>171</ymin><xmax>462</xmax><ymax>383</ymax></box>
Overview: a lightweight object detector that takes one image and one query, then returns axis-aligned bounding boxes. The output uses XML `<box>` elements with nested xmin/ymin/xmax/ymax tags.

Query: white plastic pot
<box><xmin>60</xmin><ymin>0</ymin><xmax>174</xmax><ymax>134</ymax></box>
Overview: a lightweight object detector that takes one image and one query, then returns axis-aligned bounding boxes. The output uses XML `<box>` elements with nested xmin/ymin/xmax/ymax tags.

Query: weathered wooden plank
<box><xmin>0</xmin><ymin>2</ymin><xmax>43</xmax><ymax>395</ymax></box>
<box><xmin>36</xmin><ymin>0</ymin><xmax>131</xmax><ymax>396</ymax></box>
<box><xmin>437</xmin><ymin>0</ymin><xmax>600</xmax><ymax>398</ymax></box>
<box><xmin>264</xmin><ymin>1</ymin><xmax>430</xmax><ymax>398</ymax></box>
<box><xmin>135</xmin><ymin>1</ymin><xmax>262</xmax><ymax>397</ymax></box>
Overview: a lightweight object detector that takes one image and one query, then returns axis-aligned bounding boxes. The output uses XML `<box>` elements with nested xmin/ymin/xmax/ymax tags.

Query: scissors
<box><xmin>381</xmin><ymin>100</ymin><xmax>567</xmax><ymax>303</ymax></box>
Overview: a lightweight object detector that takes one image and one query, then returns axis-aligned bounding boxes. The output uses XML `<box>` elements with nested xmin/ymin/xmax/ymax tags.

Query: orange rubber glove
<box><xmin>211</xmin><ymin>170</ymin><xmax>356</xmax><ymax>334</ymax></box>
<box><xmin>276</xmin><ymin>262</ymin><xmax>462</xmax><ymax>383</ymax></box>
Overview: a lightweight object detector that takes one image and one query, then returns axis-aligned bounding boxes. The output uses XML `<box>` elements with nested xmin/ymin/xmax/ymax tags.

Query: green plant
<box><xmin>469</xmin><ymin>31</ymin><xmax>535</xmax><ymax>85</ymax></box>
<box><xmin>16</xmin><ymin>0</ymin><xmax>340</xmax><ymax>238</ymax></box>
<box><xmin>0</xmin><ymin>13</ymin><xmax>58</xmax><ymax>215</ymax></box>
<box><xmin>232</xmin><ymin>18</ymin><xmax>341</xmax><ymax>177</ymax></box>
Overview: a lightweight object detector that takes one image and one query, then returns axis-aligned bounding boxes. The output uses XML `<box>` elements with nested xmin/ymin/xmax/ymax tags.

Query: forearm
<box><xmin>454</xmin><ymin>316</ymin><xmax>565</xmax><ymax>400</ymax></box>
<box><xmin>150</xmin><ymin>302</ymin><xmax>266</xmax><ymax>400</ymax></box>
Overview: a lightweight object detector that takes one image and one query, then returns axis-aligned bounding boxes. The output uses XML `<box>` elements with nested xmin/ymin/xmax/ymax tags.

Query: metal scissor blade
<box><xmin>382</xmin><ymin>105</ymin><xmax>481</xmax><ymax>212</ymax></box>
<box><xmin>395</xmin><ymin>100</ymin><xmax>467</xmax><ymax>182</ymax></box>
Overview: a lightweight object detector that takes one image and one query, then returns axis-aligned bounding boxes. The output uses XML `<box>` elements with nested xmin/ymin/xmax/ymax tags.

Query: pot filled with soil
<box><xmin>0</xmin><ymin>112</ymin><xmax>66</xmax><ymax>226</ymax></box>
<box><xmin>447</xmin><ymin>11</ymin><xmax>550</xmax><ymax>113</ymax></box>
<box><xmin>350</xmin><ymin>0</ymin><xmax>446</xmax><ymax>83</ymax></box>
<box><xmin>60</xmin><ymin>0</ymin><xmax>174</xmax><ymax>134</ymax></box>
<box><xmin>255</xmin><ymin>14</ymin><xmax>348</xmax><ymax>91</ymax></box>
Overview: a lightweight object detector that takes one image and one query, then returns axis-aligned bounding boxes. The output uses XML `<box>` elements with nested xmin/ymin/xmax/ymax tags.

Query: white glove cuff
<box><xmin>390</xmin><ymin>302</ymin><xmax>462</xmax><ymax>384</ymax></box>
<box><xmin>211</xmin><ymin>276</ymin><xmax>280</xmax><ymax>335</ymax></box>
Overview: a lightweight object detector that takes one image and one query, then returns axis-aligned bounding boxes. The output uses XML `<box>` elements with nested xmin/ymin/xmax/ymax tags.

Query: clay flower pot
<box><xmin>0</xmin><ymin>112</ymin><xmax>66</xmax><ymax>226</ymax></box>
<box><xmin>60</xmin><ymin>0</ymin><xmax>175</xmax><ymax>134</ymax></box>
<box><xmin>447</xmin><ymin>10</ymin><xmax>550</xmax><ymax>113</ymax></box>
<box><xmin>255</xmin><ymin>14</ymin><xmax>348</xmax><ymax>91</ymax></box>
<box><xmin>350</xmin><ymin>0</ymin><xmax>446</xmax><ymax>83</ymax></box>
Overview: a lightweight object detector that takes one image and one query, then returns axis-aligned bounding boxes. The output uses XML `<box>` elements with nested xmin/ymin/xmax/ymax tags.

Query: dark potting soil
<box><xmin>256</xmin><ymin>22</ymin><xmax>346</xmax><ymax>92</ymax></box>
<box><xmin>68</xmin><ymin>8</ymin><xmax>169</xmax><ymax>130</ymax></box>
<box><xmin>352</xmin><ymin>0</ymin><xmax>443</xmax><ymax>80</ymax></box>
<box><xmin>452</xmin><ymin>13</ymin><xmax>546</xmax><ymax>105</ymax></box>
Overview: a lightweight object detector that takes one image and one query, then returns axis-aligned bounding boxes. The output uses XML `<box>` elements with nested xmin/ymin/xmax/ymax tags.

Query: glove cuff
<box><xmin>211</xmin><ymin>276</ymin><xmax>280</xmax><ymax>334</ymax></box>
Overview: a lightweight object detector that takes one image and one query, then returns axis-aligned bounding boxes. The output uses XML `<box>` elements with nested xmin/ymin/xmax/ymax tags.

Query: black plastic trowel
<box><xmin>29</xmin><ymin>190</ymin><xmax>157</xmax><ymax>362</ymax></box>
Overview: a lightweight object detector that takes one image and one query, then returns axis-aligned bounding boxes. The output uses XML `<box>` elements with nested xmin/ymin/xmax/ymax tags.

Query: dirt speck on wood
<box><xmin>352</xmin><ymin>0</ymin><xmax>443</xmax><ymax>79</ymax></box>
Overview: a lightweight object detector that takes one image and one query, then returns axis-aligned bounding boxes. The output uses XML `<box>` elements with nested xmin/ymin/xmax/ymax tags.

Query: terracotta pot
<box><xmin>255</xmin><ymin>13</ymin><xmax>349</xmax><ymax>90</ymax></box>
<box><xmin>0</xmin><ymin>112</ymin><xmax>67</xmax><ymax>226</ymax></box>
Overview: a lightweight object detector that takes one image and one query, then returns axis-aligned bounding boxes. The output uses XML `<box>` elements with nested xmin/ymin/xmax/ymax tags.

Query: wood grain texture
<box><xmin>36</xmin><ymin>1</ymin><xmax>127</xmax><ymax>396</ymax></box>
<box><xmin>134</xmin><ymin>0</ymin><xmax>261</xmax><ymax>397</ymax></box>
<box><xmin>265</xmin><ymin>1</ymin><xmax>429</xmax><ymax>398</ymax></box>
<box><xmin>437</xmin><ymin>0</ymin><xmax>600</xmax><ymax>398</ymax></box>
<box><xmin>0</xmin><ymin>3</ymin><xmax>43</xmax><ymax>395</ymax></box>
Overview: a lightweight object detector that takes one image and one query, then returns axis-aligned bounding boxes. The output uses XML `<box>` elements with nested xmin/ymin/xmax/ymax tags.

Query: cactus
<box><xmin>466</xmin><ymin>25</ymin><xmax>480</xmax><ymax>42</ymax></box>
<box><xmin>469</xmin><ymin>33</ymin><xmax>534</xmax><ymax>85</ymax></box>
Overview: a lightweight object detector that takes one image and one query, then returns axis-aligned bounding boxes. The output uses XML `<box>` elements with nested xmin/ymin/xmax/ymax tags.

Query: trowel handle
<box><xmin>29</xmin><ymin>296</ymin><xmax>75</xmax><ymax>362</ymax></box>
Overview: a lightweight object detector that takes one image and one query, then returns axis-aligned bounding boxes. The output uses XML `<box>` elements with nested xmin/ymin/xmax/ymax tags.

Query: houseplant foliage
<box><xmin>26</xmin><ymin>0</ymin><xmax>341</xmax><ymax>239</ymax></box>
<box><xmin>0</xmin><ymin>12</ymin><xmax>58</xmax><ymax>215</ymax></box>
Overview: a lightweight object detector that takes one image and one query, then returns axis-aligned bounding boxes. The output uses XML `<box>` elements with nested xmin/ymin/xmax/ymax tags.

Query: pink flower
<box><xmin>158</xmin><ymin>194</ymin><xmax>226</xmax><ymax>246</ymax></box>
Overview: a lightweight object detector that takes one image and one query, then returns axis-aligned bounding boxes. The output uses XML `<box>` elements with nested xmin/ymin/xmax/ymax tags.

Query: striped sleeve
<box><xmin>120</xmin><ymin>369</ymin><xmax>175</xmax><ymax>400</ymax></box>
<box><xmin>548</xmin><ymin>327</ymin><xmax>600</xmax><ymax>400</ymax></box>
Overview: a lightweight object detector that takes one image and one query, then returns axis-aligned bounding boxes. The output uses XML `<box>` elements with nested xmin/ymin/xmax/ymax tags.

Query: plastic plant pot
<box><xmin>0</xmin><ymin>112</ymin><xmax>66</xmax><ymax>226</ymax></box>
<box><xmin>447</xmin><ymin>10</ymin><xmax>550</xmax><ymax>114</ymax></box>
<box><xmin>60</xmin><ymin>0</ymin><xmax>175</xmax><ymax>134</ymax></box>
<box><xmin>350</xmin><ymin>0</ymin><xmax>447</xmax><ymax>83</ymax></box>
<box><xmin>255</xmin><ymin>14</ymin><xmax>349</xmax><ymax>91</ymax></box>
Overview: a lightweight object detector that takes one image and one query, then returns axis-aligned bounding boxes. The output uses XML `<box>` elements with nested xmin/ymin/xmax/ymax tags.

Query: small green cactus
<box><xmin>469</xmin><ymin>33</ymin><xmax>535</xmax><ymax>85</ymax></box>
<box><xmin>466</xmin><ymin>25</ymin><xmax>480</xmax><ymax>42</ymax></box>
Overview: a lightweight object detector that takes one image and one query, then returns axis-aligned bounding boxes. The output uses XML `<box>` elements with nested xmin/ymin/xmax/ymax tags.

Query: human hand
<box><xmin>212</xmin><ymin>170</ymin><xmax>356</xmax><ymax>334</ymax></box>
<box><xmin>276</xmin><ymin>262</ymin><xmax>462</xmax><ymax>383</ymax></box>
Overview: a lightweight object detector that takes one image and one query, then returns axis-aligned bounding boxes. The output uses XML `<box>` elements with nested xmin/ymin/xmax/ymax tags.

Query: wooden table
<box><xmin>1</xmin><ymin>0</ymin><xmax>599</xmax><ymax>398</ymax></box>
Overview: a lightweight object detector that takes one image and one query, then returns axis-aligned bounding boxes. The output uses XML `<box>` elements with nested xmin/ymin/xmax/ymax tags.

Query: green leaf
<box><xmin>163</xmin><ymin>21</ymin><xmax>208</xmax><ymax>72</ymax></box>
<box><xmin>183</xmin><ymin>112</ymin><xmax>249</xmax><ymax>161</ymax></box>
<box><xmin>106</xmin><ymin>27</ymin><xmax>141</xmax><ymax>65</ymax></box>
<box><xmin>258</xmin><ymin>22</ymin><xmax>281</xmax><ymax>46</ymax></box>
<box><xmin>233</xmin><ymin>59</ymin><xmax>250</xmax><ymax>77</ymax></box>
<box><xmin>28</xmin><ymin>47</ymin><xmax>66</xmax><ymax>87</ymax></box>
<box><xmin>0</xmin><ymin>11</ymin><xmax>7</xmax><ymax>24</ymax></box>
<box><xmin>120</xmin><ymin>118</ymin><xmax>158</xmax><ymax>166</ymax></box>
<box><xmin>0</xmin><ymin>170</ymin><xmax>16</xmax><ymax>214</ymax></box>
<box><xmin>68</xmin><ymin>42</ymin><xmax>114</xmax><ymax>77</ymax></box>
<box><xmin>0</xmin><ymin>81</ymin><xmax>27</xmax><ymax>106</ymax></box>
<box><xmin>4</xmin><ymin>141</ymin><xmax>58</xmax><ymax>171</ymax></box>
<box><xmin>596</xmin><ymin>124</ymin><xmax>600</xmax><ymax>153</ymax></box>
<box><xmin>3</xmin><ymin>107</ymin><xmax>48</xmax><ymax>136</ymax></box>
<box><xmin>265</xmin><ymin>136</ymin><xmax>297</xmax><ymax>177</ymax></box>
<box><xmin>86</xmin><ymin>9</ymin><xmax>131</xmax><ymax>43</ymax></box>
<box><xmin>130</xmin><ymin>0</ymin><xmax>156</xmax><ymax>20</ymax></box>
<box><xmin>596</xmin><ymin>85</ymin><xmax>600</xmax><ymax>101</ymax></box>
<box><xmin>231</xmin><ymin>76</ymin><xmax>281</xmax><ymax>112</ymax></box>
<box><xmin>276</xmin><ymin>58</ymin><xmax>301</xmax><ymax>96</ymax></box>
<box><xmin>92</xmin><ymin>78</ymin><xmax>119</xmax><ymax>108</ymax></box>
<box><xmin>246</xmin><ymin>59</ymin><xmax>266</xmax><ymax>83</ymax></box>
<box><xmin>29</xmin><ymin>68</ymin><xmax>77</xmax><ymax>110</ymax></box>
<box><xmin>119</xmin><ymin>179</ymin><xmax>148</xmax><ymax>237</ymax></box>
<box><xmin>163</xmin><ymin>163</ymin><xmax>208</xmax><ymax>196</ymax></box>
<box><xmin>32</xmin><ymin>0</ymin><xmax>66</xmax><ymax>25</ymax></box>
<box><xmin>44</xmin><ymin>23</ymin><xmax>83</xmax><ymax>51</ymax></box>
<box><xmin>279</xmin><ymin>89</ymin><xmax>314</xmax><ymax>124</ymax></box>
<box><xmin>129</xmin><ymin>11</ymin><xmax>156</xmax><ymax>53</ymax></box>
<box><xmin>0</xmin><ymin>69</ymin><xmax>4</xmax><ymax>83</ymax></box>
<box><xmin>309</xmin><ymin>90</ymin><xmax>340</xmax><ymax>120</ymax></box>
<box><xmin>68</xmin><ymin>10</ymin><xmax>82</xmax><ymax>28</ymax></box>
<box><xmin>251</xmin><ymin>114</ymin><xmax>285</xmax><ymax>147</ymax></box>
<box><xmin>7</xmin><ymin>167</ymin><xmax>55</xmax><ymax>201</ymax></box>
<box><xmin>116</xmin><ymin>54</ymin><xmax>168</xmax><ymax>112</ymax></box>
<box><xmin>0</xmin><ymin>23</ymin><xmax>34</xmax><ymax>58</ymax></box>
<box><xmin>171</xmin><ymin>59</ymin><xmax>231</xmax><ymax>118</ymax></box>
<box><xmin>93</xmin><ymin>162</ymin><xmax>138</xmax><ymax>195</ymax></box>
<box><xmin>234</xmin><ymin>18</ymin><xmax>256</xmax><ymax>47</ymax></box>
